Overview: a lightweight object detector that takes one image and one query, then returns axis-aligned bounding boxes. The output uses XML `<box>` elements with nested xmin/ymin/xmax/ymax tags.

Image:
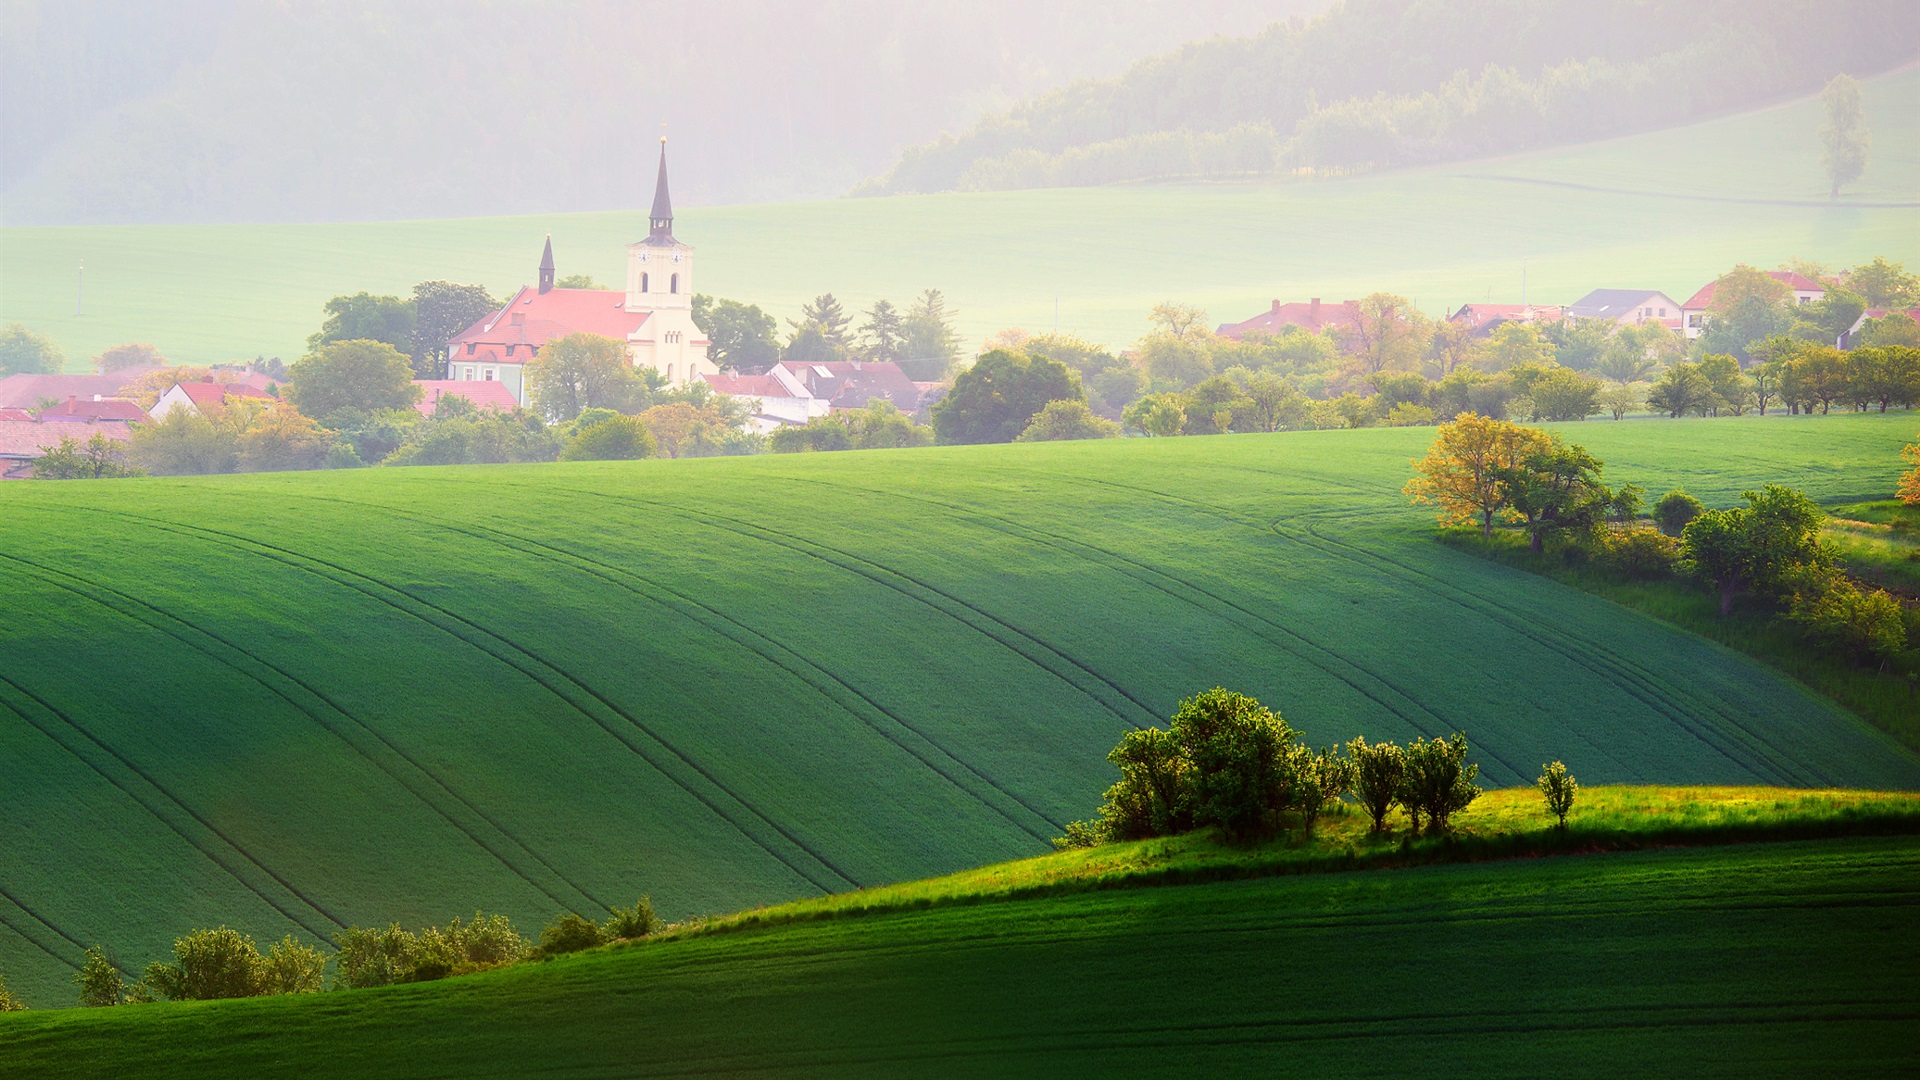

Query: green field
<box><xmin>2</xmin><ymin>413</ymin><xmax>1917</xmax><ymax>1006</ymax></box>
<box><xmin>4</xmin><ymin>831</ymin><xmax>1916</xmax><ymax>1077</ymax></box>
<box><xmin>1</xmin><ymin>67</ymin><xmax>1914</xmax><ymax>366</ymax></box>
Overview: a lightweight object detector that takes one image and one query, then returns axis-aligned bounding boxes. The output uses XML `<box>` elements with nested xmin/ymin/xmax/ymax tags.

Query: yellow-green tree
<box><xmin>1405</xmin><ymin>413</ymin><xmax>1553</xmax><ymax>535</ymax></box>
<box><xmin>1899</xmin><ymin>435</ymin><xmax>1920</xmax><ymax>506</ymax></box>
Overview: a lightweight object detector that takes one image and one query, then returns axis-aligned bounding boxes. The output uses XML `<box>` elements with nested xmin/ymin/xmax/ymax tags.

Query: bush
<box><xmin>333</xmin><ymin>924</ymin><xmax>416</xmax><ymax>989</ymax></box>
<box><xmin>604</xmin><ymin>897</ymin><xmax>660</xmax><ymax>941</ymax></box>
<box><xmin>560</xmin><ymin>414</ymin><xmax>656</xmax><ymax>461</ymax></box>
<box><xmin>335</xmin><ymin>914</ymin><xmax>529</xmax><ymax>988</ymax></box>
<box><xmin>75</xmin><ymin>946</ymin><xmax>124</xmax><ymax>1007</ymax></box>
<box><xmin>1346</xmin><ymin>736</ymin><xmax>1406</xmax><ymax>832</ymax></box>
<box><xmin>1536</xmin><ymin>761</ymin><xmax>1578</xmax><ymax>827</ymax></box>
<box><xmin>1654</xmin><ymin>489</ymin><xmax>1704</xmax><ymax>535</ymax></box>
<box><xmin>539</xmin><ymin>913</ymin><xmax>608</xmax><ymax>956</ymax></box>
<box><xmin>325</xmin><ymin>442</ymin><xmax>368</xmax><ymax>468</ymax></box>
<box><xmin>1294</xmin><ymin>745</ymin><xmax>1354</xmax><ymax>829</ymax></box>
<box><xmin>0</xmin><ymin>973</ymin><xmax>25</xmax><ymax>1011</ymax></box>
<box><xmin>1593</xmin><ymin>524</ymin><xmax>1680</xmax><ymax>579</ymax></box>
<box><xmin>1398</xmin><ymin>733</ymin><xmax>1481</xmax><ymax>835</ymax></box>
<box><xmin>143</xmin><ymin>927</ymin><xmax>266</xmax><ymax>1001</ymax></box>
<box><xmin>1788</xmin><ymin>575</ymin><xmax>1909</xmax><ymax>663</ymax></box>
<box><xmin>1015</xmin><ymin>399</ymin><xmax>1121</xmax><ymax>441</ymax></box>
<box><xmin>1175</xmin><ymin>688</ymin><xmax>1303</xmax><ymax>838</ymax></box>
<box><xmin>771</xmin><ymin>418</ymin><xmax>855</xmax><ymax>453</ymax></box>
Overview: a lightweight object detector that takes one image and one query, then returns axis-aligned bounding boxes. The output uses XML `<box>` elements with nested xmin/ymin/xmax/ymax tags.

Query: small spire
<box><xmin>538</xmin><ymin>233</ymin><xmax>555</xmax><ymax>294</ymax></box>
<box><xmin>648</xmin><ymin>137</ymin><xmax>675</xmax><ymax>245</ymax></box>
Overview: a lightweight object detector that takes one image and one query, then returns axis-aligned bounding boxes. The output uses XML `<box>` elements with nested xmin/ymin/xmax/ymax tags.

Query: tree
<box><xmin>1695</xmin><ymin>353</ymin><xmax>1753</xmax><ymax>415</ymax></box>
<box><xmin>1705</xmin><ymin>265</ymin><xmax>1791</xmax><ymax>314</ymax></box>
<box><xmin>797</xmin><ymin>293</ymin><xmax>852</xmax><ymax>346</ymax></box>
<box><xmin>1527</xmin><ymin>367</ymin><xmax>1601</xmax><ymax>421</ymax></box>
<box><xmin>1783</xmin><ymin>344</ymin><xmax>1851</xmax><ymax>414</ymax></box>
<box><xmin>410</xmin><ymin>281</ymin><xmax>498</xmax><ymax>379</ymax></box>
<box><xmin>1859</xmin><ymin>312</ymin><xmax>1920</xmax><ymax>349</ymax></box>
<box><xmin>0</xmin><ymin>974</ymin><xmax>26</xmax><ymax>1011</ymax></box>
<box><xmin>1123</xmin><ymin>392</ymin><xmax>1187</xmax><ymax>436</ymax></box>
<box><xmin>900</xmin><ymin>289</ymin><xmax>964</xmax><ymax>380</ymax></box>
<box><xmin>1494</xmin><ymin>437</ymin><xmax>1633</xmax><ymax>552</ymax></box>
<box><xmin>1899</xmin><ymin>436</ymin><xmax>1920</xmax><ymax>506</ymax></box>
<box><xmin>1645</xmin><ymin>363</ymin><xmax>1716</xmax><ymax>418</ymax></box>
<box><xmin>1174</xmin><ymin>688</ymin><xmax>1302</xmax><ymax>839</ymax></box>
<box><xmin>1344</xmin><ymin>292</ymin><xmax>1428</xmax><ymax>374</ymax></box>
<box><xmin>856</xmin><ymin>299</ymin><xmax>907</xmax><ymax>364</ymax></box>
<box><xmin>1399</xmin><ymin>733</ymin><xmax>1480</xmax><ymax>834</ymax></box>
<box><xmin>129</xmin><ymin>410</ymin><xmax>240</xmax><ymax>474</ymax></box>
<box><xmin>287</xmin><ymin>339</ymin><xmax>420</xmax><ymax>417</ymax></box>
<box><xmin>143</xmin><ymin>928</ymin><xmax>267</xmax><ymax>1001</ymax></box>
<box><xmin>1405</xmin><ymin>414</ymin><xmax>1555</xmax><ymax>536</ymax></box>
<box><xmin>555</xmin><ymin>274</ymin><xmax>604</xmax><ymax>289</ymax></box>
<box><xmin>93</xmin><ymin>342</ymin><xmax>166</xmax><ymax>373</ymax></box>
<box><xmin>637</xmin><ymin>401</ymin><xmax>730</xmax><ymax>458</ymax></box>
<box><xmin>1346</xmin><ymin>736</ymin><xmax>1406</xmax><ymax>832</ymax></box>
<box><xmin>32</xmin><ymin>433</ymin><xmax>145</xmax><ymax>479</ymax></box>
<box><xmin>75</xmin><ymin>947</ymin><xmax>125</xmax><ymax>1007</ymax></box>
<box><xmin>1699</xmin><ymin>294</ymin><xmax>1792</xmax><ymax>362</ymax></box>
<box><xmin>845</xmin><ymin>400</ymin><xmax>932</xmax><ymax>449</ymax></box>
<box><xmin>1854</xmin><ymin>346</ymin><xmax>1920</xmax><ymax>412</ymax></box>
<box><xmin>1478</xmin><ymin>321</ymin><xmax>1553</xmax><ymax>371</ymax></box>
<box><xmin>1425</xmin><ymin>320</ymin><xmax>1476</xmax><ymax>376</ymax></box>
<box><xmin>561</xmin><ymin>414</ymin><xmax>656</xmax><ymax>460</ymax></box>
<box><xmin>307</xmin><ymin>292</ymin><xmax>415</xmax><ymax>353</ymax></box>
<box><xmin>1599</xmin><ymin>381</ymin><xmax>1641</xmax><ymax>420</ymax></box>
<box><xmin>1015</xmin><ymin>399</ymin><xmax>1120</xmax><ymax>442</ymax></box>
<box><xmin>1680</xmin><ymin>485</ymin><xmax>1831</xmax><ymax>615</ymax></box>
<box><xmin>1845</xmin><ymin>257</ymin><xmax>1918</xmax><ymax>309</ymax></box>
<box><xmin>1787</xmin><ymin>576</ymin><xmax>1909</xmax><ymax>664</ymax></box>
<box><xmin>1230</xmin><ymin>370</ymin><xmax>1307</xmax><ymax>432</ymax></box>
<box><xmin>1536</xmin><ymin>762</ymin><xmax>1577</xmax><ymax>828</ymax></box>
<box><xmin>1137</xmin><ymin>329</ymin><xmax>1213</xmax><ymax>387</ymax></box>
<box><xmin>932</xmin><ymin>349</ymin><xmax>1079</xmax><ymax>445</ymax></box>
<box><xmin>0</xmin><ymin>322</ymin><xmax>64</xmax><ymax>374</ymax></box>
<box><xmin>524</xmin><ymin>332</ymin><xmax>639</xmax><ymax>422</ymax></box>
<box><xmin>1544</xmin><ymin>317</ymin><xmax>1612</xmax><ymax>372</ymax></box>
<box><xmin>1819</xmin><ymin>73</ymin><xmax>1869</xmax><ymax>198</ymax></box>
<box><xmin>771</xmin><ymin>417</ymin><xmax>855</xmax><ymax>453</ymax></box>
<box><xmin>1148</xmin><ymin>302</ymin><xmax>1209</xmax><ymax>338</ymax></box>
<box><xmin>233</xmin><ymin>402</ymin><xmax>333</xmax><ymax>472</ymax></box>
<box><xmin>1653</xmin><ymin>489</ymin><xmax>1704</xmax><ymax>536</ymax></box>
<box><xmin>691</xmin><ymin>295</ymin><xmax>781</xmax><ymax>373</ymax></box>
<box><xmin>1796</xmin><ymin>286</ymin><xmax>1867</xmax><ymax>344</ymax></box>
<box><xmin>782</xmin><ymin>320</ymin><xmax>847</xmax><ymax>364</ymax></box>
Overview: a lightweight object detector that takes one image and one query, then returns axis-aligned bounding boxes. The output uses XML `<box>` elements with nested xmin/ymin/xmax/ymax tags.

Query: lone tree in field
<box><xmin>1405</xmin><ymin>414</ymin><xmax>1554</xmax><ymax>536</ymax></box>
<box><xmin>1536</xmin><ymin>761</ymin><xmax>1578</xmax><ymax>828</ymax></box>
<box><xmin>1819</xmin><ymin>73</ymin><xmax>1869</xmax><ymax>199</ymax></box>
<box><xmin>1679</xmin><ymin>485</ymin><xmax>1831</xmax><ymax>616</ymax></box>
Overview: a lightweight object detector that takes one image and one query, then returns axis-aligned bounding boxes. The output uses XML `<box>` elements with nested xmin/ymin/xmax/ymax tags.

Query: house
<box><xmin>1216</xmin><ymin>298</ymin><xmax>1361</xmax><ymax>342</ymax></box>
<box><xmin>703</xmin><ymin>361</ymin><xmax>926</xmax><ymax>434</ymax></box>
<box><xmin>149</xmin><ymin>380</ymin><xmax>275</xmax><ymax>420</ymax></box>
<box><xmin>1838</xmin><ymin>307</ymin><xmax>1920</xmax><ymax>350</ymax></box>
<box><xmin>1445</xmin><ymin>303</ymin><xmax>1563</xmax><ymax>339</ymax></box>
<box><xmin>0</xmin><ymin>367</ymin><xmax>164</xmax><ymax>410</ymax></box>
<box><xmin>1564</xmin><ymin>289</ymin><xmax>1685</xmax><ymax>329</ymax></box>
<box><xmin>0</xmin><ymin>417</ymin><xmax>132</xmax><ymax>479</ymax></box>
<box><xmin>446</xmin><ymin>141</ymin><xmax>712</xmax><ymax>405</ymax></box>
<box><xmin>36</xmin><ymin>396</ymin><xmax>149</xmax><ymax>424</ymax></box>
<box><xmin>1678</xmin><ymin>271</ymin><xmax>1826</xmax><ymax>338</ymax></box>
<box><xmin>412</xmin><ymin>380</ymin><xmax>522</xmax><ymax>417</ymax></box>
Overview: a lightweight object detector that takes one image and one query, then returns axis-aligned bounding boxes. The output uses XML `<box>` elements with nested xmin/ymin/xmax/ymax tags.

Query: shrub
<box><xmin>1788</xmin><ymin>575</ymin><xmax>1909</xmax><ymax>663</ymax></box>
<box><xmin>333</xmin><ymin>924</ymin><xmax>417</xmax><ymax>989</ymax></box>
<box><xmin>771</xmin><ymin>418</ymin><xmax>855</xmax><ymax>453</ymax></box>
<box><xmin>1346</xmin><ymin>736</ymin><xmax>1406</xmax><ymax>832</ymax></box>
<box><xmin>1653</xmin><ymin>489</ymin><xmax>1704</xmax><ymax>535</ymax></box>
<box><xmin>1051</xmin><ymin>819</ymin><xmax>1100</xmax><ymax>850</ymax></box>
<box><xmin>1536</xmin><ymin>761</ymin><xmax>1578</xmax><ymax>827</ymax></box>
<box><xmin>1294</xmin><ymin>745</ymin><xmax>1354</xmax><ymax>829</ymax></box>
<box><xmin>1594</xmin><ymin>524</ymin><xmax>1680</xmax><ymax>579</ymax></box>
<box><xmin>335</xmin><ymin>914</ymin><xmax>529</xmax><ymax>988</ymax></box>
<box><xmin>1015</xmin><ymin>399</ymin><xmax>1121</xmax><ymax>441</ymax></box>
<box><xmin>258</xmin><ymin>935</ymin><xmax>328</xmax><ymax>995</ymax></box>
<box><xmin>1093</xmin><ymin>725</ymin><xmax>1188</xmax><ymax>841</ymax></box>
<box><xmin>75</xmin><ymin>946</ymin><xmax>124</xmax><ymax>1007</ymax></box>
<box><xmin>604</xmin><ymin>898</ymin><xmax>660</xmax><ymax>941</ymax></box>
<box><xmin>560</xmin><ymin>414</ymin><xmax>656</xmax><ymax>461</ymax></box>
<box><xmin>0</xmin><ymin>973</ymin><xmax>25</xmax><ymax>1011</ymax></box>
<box><xmin>143</xmin><ymin>927</ymin><xmax>265</xmax><ymax>1001</ymax></box>
<box><xmin>324</xmin><ymin>442</ymin><xmax>368</xmax><ymax>468</ymax></box>
<box><xmin>1174</xmin><ymin>688</ymin><xmax>1302</xmax><ymax>838</ymax></box>
<box><xmin>539</xmin><ymin>913</ymin><xmax>608</xmax><ymax>956</ymax></box>
<box><xmin>1399</xmin><ymin>733</ymin><xmax>1481</xmax><ymax>835</ymax></box>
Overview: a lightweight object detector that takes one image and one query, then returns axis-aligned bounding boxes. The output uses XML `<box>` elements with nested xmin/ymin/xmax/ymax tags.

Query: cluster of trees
<box><xmin>865</xmin><ymin>1</ymin><xmax>1912</xmax><ymax>195</ymax></box>
<box><xmin>0</xmin><ymin>322</ymin><xmax>66</xmax><ymax>375</ymax></box>
<box><xmin>1410</xmin><ymin>416</ymin><xmax>1918</xmax><ymax>671</ymax></box>
<box><xmin>1644</xmin><ymin>341</ymin><xmax>1920</xmax><ymax>418</ymax></box>
<box><xmin>306</xmin><ymin>282</ymin><xmax>501</xmax><ymax>379</ymax></box>
<box><xmin>54</xmin><ymin>900</ymin><xmax>657</xmax><ymax>1009</ymax></box>
<box><xmin>701</xmin><ymin>290</ymin><xmax>966</xmax><ymax>381</ymax></box>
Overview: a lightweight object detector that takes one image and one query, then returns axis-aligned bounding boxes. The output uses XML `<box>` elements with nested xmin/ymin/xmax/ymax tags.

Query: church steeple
<box><xmin>538</xmin><ymin>234</ymin><xmax>555</xmax><ymax>294</ymax></box>
<box><xmin>647</xmin><ymin>137</ymin><xmax>675</xmax><ymax>245</ymax></box>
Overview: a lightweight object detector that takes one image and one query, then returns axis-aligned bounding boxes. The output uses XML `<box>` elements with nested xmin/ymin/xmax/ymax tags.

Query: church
<box><xmin>445</xmin><ymin>139</ymin><xmax>714</xmax><ymax>405</ymax></box>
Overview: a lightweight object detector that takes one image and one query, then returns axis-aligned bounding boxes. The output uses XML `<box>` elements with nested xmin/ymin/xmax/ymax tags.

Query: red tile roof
<box><xmin>702</xmin><ymin>373</ymin><xmax>789</xmax><ymax>398</ymax></box>
<box><xmin>174</xmin><ymin>382</ymin><xmax>274</xmax><ymax>410</ymax></box>
<box><xmin>0</xmin><ymin>418</ymin><xmax>132</xmax><ymax>460</ymax></box>
<box><xmin>448</xmin><ymin>286</ymin><xmax>685</xmax><ymax>365</ymax></box>
<box><xmin>0</xmin><ymin>408</ymin><xmax>34</xmax><ymax>422</ymax></box>
<box><xmin>782</xmin><ymin>361</ymin><xmax>923</xmax><ymax>411</ymax></box>
<box><xmin>1447</xmin><ymin>303</ymin><xmax>1563</xmax><ymax>331</ymax></box>
<box><xmin>0</xmin><ymin>368</ymin><xmax>164</xmax><ymax>410</ymax></box>
<box><xmin>1682</xmin><ymin>271</ymin><xmax>1827</xmax><ymax>311</ymax></box>
<box><xmin>1216</xmin><ymin>298</ymin><xmax>1361</xmax><ymax>341</ymax></box>
<box><xmin>38</xmin><ymin>396</ymin><xmax>148</xmax><ymax>423</ymax></box>
<box><xmin>412</xmin><ymin>380</ymin><xmax>521</xmax><ymax>416</ymax></box>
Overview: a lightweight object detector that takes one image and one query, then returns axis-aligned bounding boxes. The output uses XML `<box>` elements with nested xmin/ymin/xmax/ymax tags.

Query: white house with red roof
<box><xmin>1216</xmin><ymin>298</ymin><xmax>1362</xmax><ymax>343</ymax></box>
<box><xmin>704</xmin><ymin>360</ymin><xmax>927</xmax><ymax>434</ymax></box>
<box><xmin>149</xmin><ymin>380</ymin><xmax>275</xmax><ymax>420</ymax></box>
<box><xmin>446</xmin><ymin>140</ymin><xmax>712</xmax><ymax>408</ymax></box>
<box><xmin>1679</xmin><ymin>271</ymin><xmax>1826</xmax><ymax>338</ymax></box>
<box><xmin>1445</xmin><ymin>303</ymin><xmax>1564</xmax><ymax>339</ymax></box>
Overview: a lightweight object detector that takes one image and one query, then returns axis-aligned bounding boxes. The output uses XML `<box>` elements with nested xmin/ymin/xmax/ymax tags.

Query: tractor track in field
<box><xmin>50</xmin><ymin>506</ymin><xmax>859</xmax><ymax>896</ymax></box>
<box><xmin>1046</xmin><ymin>468</ymin><xmax>1826</xmax><ymax>786</ymax></box>
<box><xmin>0</xmin><ymin>548</ymin><xmax>607</xmax><ymax>916</ymax></box>
<box><xmin>0</xmin><ymin>886</ymin><xmax>89</xmax><ymax>971</ymax></box>
<box><xmin>740</xmin><ymin>473</ymin><xmax>1480</xmax><ymax>766</ymax></box>
<box><xmin>0</xmin><ymin>677</ymin><xmax>344</xmax><ymax>942</ymax></box>
<box><xmin>272</xmin><ymin>488</ymin><xmax>1065</xmax><ymax>842</ymax></box>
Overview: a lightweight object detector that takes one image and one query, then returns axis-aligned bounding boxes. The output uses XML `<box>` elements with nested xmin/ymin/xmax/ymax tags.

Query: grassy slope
<box><xmin>2</xmin><ymin>415</ymin><xmax>1918</xmax><ymax>1006</ymax></box>
<box><xmin>1</xmin><ymin>69</ymin><xmax>1914</xmax><ymax>365</ymax></box>
<box><xmin>4</xmin><ymin>823</ymin><xmax>1917</xmax><ymax>1078</ymax></box>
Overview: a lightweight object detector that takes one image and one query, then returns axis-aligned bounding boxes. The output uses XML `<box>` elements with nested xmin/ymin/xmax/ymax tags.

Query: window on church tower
<box><xmin>641</xmin><ymin>273</ymin><xmax>649</xmax><ymax>292</ymax></box>
<box><xmin>670</xmin><ymin>273</ymin><xmax>679</xmax><ymax>294</ymax></box>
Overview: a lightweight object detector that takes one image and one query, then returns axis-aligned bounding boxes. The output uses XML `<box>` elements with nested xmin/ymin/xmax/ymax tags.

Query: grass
<box><xmin>1</xmin><ymin>412</ymin><xmax>1918</xmax><ymax>1007</ymax></box>
<box><xmin>1</xmin><ymin>69</ymin><xmax>1915</xmax><ymax>365</ymax></box>
<box><xmin>1827</xmin><ymin>499</ymin><xmax>1920</xmax><ymax>595</ymax></box>
<box><xmin>2</xmin><ymin>816</ymin><xmax>1916</xmax><ymax>1077</ymax></box>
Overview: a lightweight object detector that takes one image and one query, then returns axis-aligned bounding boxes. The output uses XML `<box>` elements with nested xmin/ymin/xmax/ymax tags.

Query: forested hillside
<box><xmin>0</xmin><ymin>0</ymin><xmax>1324</xmax><ymax>225</ymax></box>
<box><xmin>862</xmin><ymin>0</ymin><xmax>1920</xmax><ymax>194</ymax></box>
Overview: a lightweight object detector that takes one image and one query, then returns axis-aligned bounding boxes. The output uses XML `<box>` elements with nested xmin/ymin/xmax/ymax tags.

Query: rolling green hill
<box><xmin>2</xmin><ymin>415</ymin><xmax>1917</xmax><ymax>1006</ymax></box>
<box><xmin>4</xmin><ymin>830</ymin><xmax>1917</xmax><ymax>1077</ymax></box>
<box><xmin>1</xmin><ymin>66</ymin><xmax>1914</xmax><ymax>367</ymax></box>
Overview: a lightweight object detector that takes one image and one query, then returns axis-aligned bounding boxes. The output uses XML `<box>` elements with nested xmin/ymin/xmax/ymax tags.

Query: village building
<box><xmin>1838</xmin><ymin>307</ymin><xmax>1920</xmax><ymax>350</ymax></box>
<box><xmin>1564</xmin><ymin>289</ymin><xmax>1685</xmax><ymax>329</ymax></box>
<box><xmin>1444</xmin><ymin>303</ymin><xmax>1564</xmax><ymax>339</ymax></box>
<box><xmin>149</xmin><ymin>380</ymin><xmax>275</xmax><ymax>421</ymax></box>
<box><xmin>36</xmin><ymin>396</ymin><xmax>148</xmax><ymax>424</ymax></box>
<box><xmin>703</xmin><ymin>360</ymin><xmax>930</xmax><ymax>434</ymax></box>
<box><xmin>1216</xmin><ymin>298</ymin><xmax>1361</xmax><ymax>343</ymax></box>
<box><xmin>0</xmin><ymin>368</ymin><xmax>163</xmax><ymax>411</ymax></box>
<box><xmin>0</xmin><ymin>417</ymin><xmax>133</xmax><ymax>479</ymax></box>
<box><xmin>412</xmin><ymin>380</ymin><xmax>521</xmax><ymax>417</ymax></box>
<box><xmin>1679</xmin><ymin>271</ymin><xmax>1826</xmax><ymax>338</ymax></box>
<box><xmin>446</xmin><ymin>140</ymin><xmax>712</xmax><ymax>406</ymax></box>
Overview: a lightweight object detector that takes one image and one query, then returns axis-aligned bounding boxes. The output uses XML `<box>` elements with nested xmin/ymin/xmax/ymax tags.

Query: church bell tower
<box><xmin>538</xmin><ymin>234</ymin><xmax>555</xmax><ymax>294</ymax></box>
<box><xmin>624</xmin><ymin>137</ymin><xmax>705</xmax><ymax>384</ymax></box>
